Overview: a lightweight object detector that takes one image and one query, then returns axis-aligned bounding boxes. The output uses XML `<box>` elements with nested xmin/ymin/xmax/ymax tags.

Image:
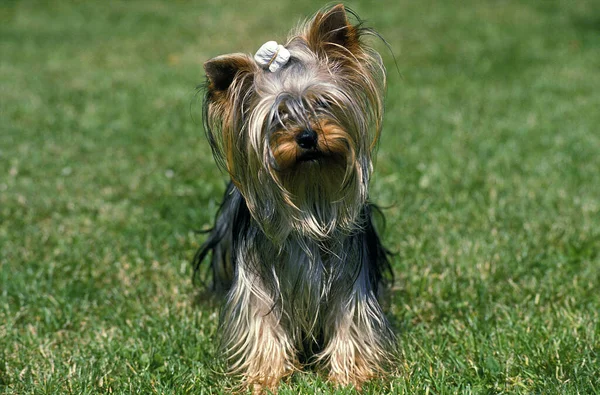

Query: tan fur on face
<box><xmin>270</xmin><ymin>121</ymin><xmax>353</xmax><ymax>172</ymax></box>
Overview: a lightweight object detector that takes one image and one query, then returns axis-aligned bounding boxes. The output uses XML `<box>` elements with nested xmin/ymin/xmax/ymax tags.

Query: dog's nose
<box><xmin>295</xmin><ymin>129</ymin><xmax>318</xmax><ymax>149</ymax></box>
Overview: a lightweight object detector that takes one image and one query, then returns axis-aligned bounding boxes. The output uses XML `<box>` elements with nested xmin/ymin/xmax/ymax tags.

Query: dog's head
<box><xmin>203</xmin><ymin>4</ymin><xmax>385</xmax><ymax>240</ymax></box>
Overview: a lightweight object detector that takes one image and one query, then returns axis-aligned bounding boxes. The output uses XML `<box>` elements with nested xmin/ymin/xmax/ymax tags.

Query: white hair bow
<box><xmin>254</xmin><ymin>41</ymin><xmax>290</xmax><ymax>72</ymax></box>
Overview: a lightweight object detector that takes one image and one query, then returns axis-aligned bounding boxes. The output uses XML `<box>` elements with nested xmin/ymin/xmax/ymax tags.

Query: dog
<box><xmin>194</xmin><ymin>4</ymin><xmax>395</xmax><ymax>391</ymax></box>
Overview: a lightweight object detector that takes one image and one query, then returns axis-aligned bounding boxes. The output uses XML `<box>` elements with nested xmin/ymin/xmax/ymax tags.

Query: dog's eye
<box><xmin>315</xmin><ymin>98</ymin><xmax>331</xmax><ymax>110</ymax></box>
<box><xmin>272</xmin><ymin>109</ymin><xmax>288</xmax><ymax>126</ymax></box>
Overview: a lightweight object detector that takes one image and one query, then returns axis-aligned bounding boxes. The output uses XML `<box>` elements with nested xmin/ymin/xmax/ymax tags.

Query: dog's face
<box><xmin>203</xmin><ymin>5</ymin><xmax>385</xmax><ymax>239</ymax></box>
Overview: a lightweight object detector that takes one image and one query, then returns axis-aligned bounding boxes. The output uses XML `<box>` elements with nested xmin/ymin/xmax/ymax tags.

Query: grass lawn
<box><xmin>1</xmin><ymin>0</ymin><xmax>599</xmax><ymax>393</ymax></box>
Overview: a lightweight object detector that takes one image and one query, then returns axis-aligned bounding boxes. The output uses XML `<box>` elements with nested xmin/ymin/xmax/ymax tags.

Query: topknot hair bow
<box><xmin>254</xmin><ymin>41</ymin><xmax>290</xmax><ymax>72</ymax></box>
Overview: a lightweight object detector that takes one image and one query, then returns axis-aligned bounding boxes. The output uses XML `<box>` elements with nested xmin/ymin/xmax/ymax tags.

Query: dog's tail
<box><xmin>192</xmin><ymin>181</ymin><xmax>244</xmax><ymax>294</ymax></box>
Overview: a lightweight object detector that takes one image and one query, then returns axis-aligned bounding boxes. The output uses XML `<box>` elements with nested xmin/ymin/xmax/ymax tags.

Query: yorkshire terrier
<box><xmin>194</xmin><ymin>4</ymin><xmax>395</xmax><ymax>391</ymax></box>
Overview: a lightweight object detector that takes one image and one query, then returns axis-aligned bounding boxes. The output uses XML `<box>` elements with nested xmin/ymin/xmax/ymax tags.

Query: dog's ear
<box><xmin>306</xmin><ymin>4</ymin><xmax>360</xmax><ymax>54</ymax></box>
<box><xmin>203</xmin><ymin>54</ymin><xmax>257</xmax><ymax>179</ymax></box>
<box><xmin>204</xmin><ymin>54</ymin><xmax>256</xmax><ymax>93</ymax></box>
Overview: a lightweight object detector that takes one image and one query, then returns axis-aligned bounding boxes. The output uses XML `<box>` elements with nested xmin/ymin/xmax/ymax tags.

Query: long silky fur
<box><xmin>194</xmin><ymin>182</ymin><xmax>395</xmax><ymax>387</ymax></box>
<box><xmin>194</xmin><ymin>4</ymin><xmax>396</xmax><ymax>391</ymax></box>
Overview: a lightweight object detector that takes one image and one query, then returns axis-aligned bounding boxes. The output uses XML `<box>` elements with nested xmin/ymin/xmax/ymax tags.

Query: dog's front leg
<box><xmin>221</xmin><ymin>264</ymin><xmax>297</xmax><ymax>391</ymax></box>
<box><xmin>319</xmin><ymin>278</ymin><xmax>395</xmax><ymax>389</ymax></box>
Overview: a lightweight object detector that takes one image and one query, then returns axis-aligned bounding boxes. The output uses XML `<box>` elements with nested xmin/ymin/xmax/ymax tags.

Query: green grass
<box><xmin>1</xmin><ymin>0</ymin><xmax>599</xmax><ymax>393</ymax></box>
